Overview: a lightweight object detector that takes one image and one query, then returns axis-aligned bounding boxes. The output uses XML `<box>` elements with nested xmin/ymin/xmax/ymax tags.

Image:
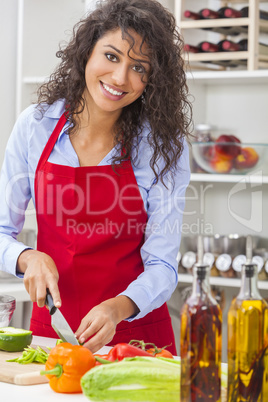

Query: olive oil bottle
<box><xmin>180</xmin><ymin>236</ymin><xmax>222</xmax><ymax>401</ymax></box>
<box><xmin>227</xmin><ymin>236</ymin><xmax>268</xmax><ymax>401</ymax></box>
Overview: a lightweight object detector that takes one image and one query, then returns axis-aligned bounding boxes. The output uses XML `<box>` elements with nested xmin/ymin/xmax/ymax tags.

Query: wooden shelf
<box><xmin>186</xmin><ymin>68</ymin><xmax>268</xmax><ymax>84</ymax></box>
<box><xmin>180</xmin><ymin>17</ymin><xmax>250</xmax><ymax>29</ymax></box>
<box><xmin>178</xmin><ymin>274</ymin><xmax>268</xmax><ymax>290</ymax></box>
<box><xmin>190</xmin><ymin>173</ymin><xmax>268</xmax><ymax>184</ymax></box>
<box><xmin>180</xmin><ymin>18</ymin><xmax>268</xmax><ymax>34</ymax></box>
<box><xmin>186</xmin><ymin>51</ymin><xmax>249</xmax><ymax>62</ymax></box>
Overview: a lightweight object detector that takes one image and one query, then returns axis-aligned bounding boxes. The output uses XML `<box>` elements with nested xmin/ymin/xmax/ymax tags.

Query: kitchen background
<box><xmin>0</xmin><ymin>0</ymin><xmax>268</xmax><ymax>362</ymax></box>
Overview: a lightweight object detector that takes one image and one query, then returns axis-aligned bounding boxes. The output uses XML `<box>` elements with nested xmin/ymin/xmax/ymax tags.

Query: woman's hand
<box><xmin>17</xmin><ymin>249</ymin><xmax>61</xmax><ymax>308</ymax></box>
<box><xmin>75</xmin><ymin>296</ymin><xmax>139</xmax><ymax>353</ymax></box>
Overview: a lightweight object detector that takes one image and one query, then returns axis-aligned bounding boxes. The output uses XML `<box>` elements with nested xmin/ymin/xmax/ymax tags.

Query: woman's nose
<box><xmin>111</xmin><ymin>64</ymin><xmax>128</xmax><ymax>87</ymax></box>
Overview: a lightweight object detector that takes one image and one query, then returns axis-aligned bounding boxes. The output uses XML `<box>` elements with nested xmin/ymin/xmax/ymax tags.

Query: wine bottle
<box><xmin>180</xmin><ymin>236</ymin><xmax>222</xmax><ymax>402</ymax></box>
<box><xmin>184</xmin><ymin>9</ymin><xmax>243</xmax><ymax>36</ymax></box>
<box><xmin>185</xmin><ymin>40</ymin><xmax>233</xmax><ymax>53</ymax></box>
<box><xmin>200</xmin><ymin>7</ymin><xmax>236</xmax><ymax>19</ymax></box>
<box><xmin>185</xmin><ymin>7</ymin><xmax>242</xmax><ymax>20</ymax></box>
<box><xmin>222</xmin><ymin>39</ymin><xmax>268</xmax><ymax>55</ymax></box>
<box><xmin>184</xmin><ymin>10</ymin><xmax>203</xmax><ymax>20</ymax></box>
<box><xmin>225</xmin><ymin>6</ymin><xmax>268</xmax><ymax>21</ymax></box>
<box><xmin>227</xmin><ymin>236</ymin><xmax>268</xmax><ymax>401</ymax></box>
<box><xmin>184</xmin><ymin>43</ymin><xmax>247</xmax><ymax>68</ymax></box>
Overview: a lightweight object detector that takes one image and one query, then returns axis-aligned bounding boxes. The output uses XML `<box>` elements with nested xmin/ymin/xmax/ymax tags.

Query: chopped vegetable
<box><xmin>0</xmin><ymin>327</ymin><xmax>32</xmax><ymax>352</ymax></box>
<box><xmin>94</xmin><ymin>354</ymin><xmax>110</xmax><ymax>365</ymax></box>
<box><xmin>107</xmin><ymin>343</ymin><xmax>152</xmax><ymax>362</ymax></box>
<box><xmin>40</xmin><ymin>342</ymin><xmax>95</xmax><ymax>393</ymax></box>
<box><xmin>6</xmin><ymin>345</ymin><xmax>49</xmax><ymax>364</ymax></box>
<box><xmin>81</xmin><ymin>356</ymin><xmax>180</xmax><ymax>402</ymax></box>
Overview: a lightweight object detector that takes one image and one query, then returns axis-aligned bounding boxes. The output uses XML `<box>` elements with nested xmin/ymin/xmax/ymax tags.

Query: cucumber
<box><xmin>0</xmin><ymin>327</ymin><xmax>32</xmax><ymax>352</ymax></box>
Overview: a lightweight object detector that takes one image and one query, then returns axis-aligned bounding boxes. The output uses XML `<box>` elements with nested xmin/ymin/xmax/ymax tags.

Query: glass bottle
<box><xmin>180</xmin><ymin>236</ymin><xmax>222</xmax><ymax>402</ymax></box>
<box><xmin>227</xmin><ymin>236</ymin><xmax>268</xmax><ymax>401</ymax></box>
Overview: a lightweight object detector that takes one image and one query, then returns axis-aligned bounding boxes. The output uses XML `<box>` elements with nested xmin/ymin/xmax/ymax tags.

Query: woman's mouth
<box><xmin>100</xmin><ymin>81</ymin><xmax>127</xmax><ymax>100</ymax></box>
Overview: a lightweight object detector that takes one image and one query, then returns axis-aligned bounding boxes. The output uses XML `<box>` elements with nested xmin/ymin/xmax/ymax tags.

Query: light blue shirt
<box><xmin>0</xmin><ymin>99</ymin><xmax>190</xmax><ymax>321</ymax></box>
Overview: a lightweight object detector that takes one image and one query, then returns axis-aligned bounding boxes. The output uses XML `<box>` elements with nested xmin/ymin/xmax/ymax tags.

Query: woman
<box><xmin>0</xmin><ymin>0</ymin><xmax>192</xmax><ymax>354</ymax></box>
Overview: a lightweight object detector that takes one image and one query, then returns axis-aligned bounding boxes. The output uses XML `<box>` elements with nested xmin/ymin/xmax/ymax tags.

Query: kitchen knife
<box><xmin>45</xmin><ymin>292</ymin><xmax>79</xmax><ymax>345</ymax></box>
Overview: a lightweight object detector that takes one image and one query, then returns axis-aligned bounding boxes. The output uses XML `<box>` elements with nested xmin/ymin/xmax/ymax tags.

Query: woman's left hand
<box><xmin>75</xmin><ymin>296</ymin><xmax>139</xmax><ymax>353</ymax></box>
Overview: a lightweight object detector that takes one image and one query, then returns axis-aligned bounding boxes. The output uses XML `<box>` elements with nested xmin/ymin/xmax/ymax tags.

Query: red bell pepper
<box><xmin>107</xmin><ymin>343</ymin><xmax>152</xmax><ymax>361</ymax></box>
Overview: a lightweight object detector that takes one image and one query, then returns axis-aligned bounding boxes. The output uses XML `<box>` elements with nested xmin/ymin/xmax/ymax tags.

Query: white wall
<box><xmin>0</xmin><ymin>1</ymin><xmax>18</xmax><ymax>163</ymax></box>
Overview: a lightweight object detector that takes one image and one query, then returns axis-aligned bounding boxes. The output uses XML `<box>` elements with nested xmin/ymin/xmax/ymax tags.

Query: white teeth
<box><xmin>102</xmin><ymin>83</ymin><xmax>123</xmax><ymax>96</ymax></box>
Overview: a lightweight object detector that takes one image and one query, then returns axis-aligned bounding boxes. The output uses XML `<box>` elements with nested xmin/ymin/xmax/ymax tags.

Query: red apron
<box><xmin>30</xmin><ymin>113</ymin><xmax>177</xmax><ymax>355</ymax></box>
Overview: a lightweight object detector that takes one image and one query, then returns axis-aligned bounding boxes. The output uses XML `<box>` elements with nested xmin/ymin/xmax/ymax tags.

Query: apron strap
<box><xmin>34</xmin><ymin>112</ymin><xmax>67</xmax><ymax>206</ymax></box>
<box><xmin>35</xmin><ymin>113</ymin><xmax>67</xmax><ymax>174</ymax></box>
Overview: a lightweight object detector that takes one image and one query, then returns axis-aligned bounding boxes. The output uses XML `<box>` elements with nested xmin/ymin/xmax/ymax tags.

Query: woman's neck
<box><xmin>75</xmin><ymin>92</ymin><xmax>122</xmax><ymax>142</ymax></box>
<box><xmin>70</xmin><ymin>103</ymin><xmax>121</xmax><ymax>167</ymax></box>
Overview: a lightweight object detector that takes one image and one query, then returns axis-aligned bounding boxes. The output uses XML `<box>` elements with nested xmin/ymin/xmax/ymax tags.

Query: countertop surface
<box><xmin>1</xmin><ymin>336</ymin><xmax>227</xmax><ymax>402</ymax></box>
<box><xmin>1</xmin><ymin>336</ymin><xmax>111</xmax><ymax>402</ymax></box>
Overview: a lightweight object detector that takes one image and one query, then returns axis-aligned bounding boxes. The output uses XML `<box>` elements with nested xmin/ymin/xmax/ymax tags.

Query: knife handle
<box><xmin>45</xmin><ymin>291</ymin><xmax>57</xmax><ymax>316</ymax></box>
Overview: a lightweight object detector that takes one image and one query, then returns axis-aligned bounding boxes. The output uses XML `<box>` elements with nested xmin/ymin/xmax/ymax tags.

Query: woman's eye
<box><xmin>105</xmin><ymin>53</ymin><xmax>117</xmax><ymax>62</ymax></box>
<box><xmin>132</xmin><ymin>64</ymin><xmax>145</xmax><ymax>74</ymax></box>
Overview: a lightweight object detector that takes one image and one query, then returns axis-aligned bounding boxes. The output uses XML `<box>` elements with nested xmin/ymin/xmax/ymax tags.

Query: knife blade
<box><xmin>45</xmin><ymin>292</ymin><xmax>79</xmax><ymax>345</ymax></box>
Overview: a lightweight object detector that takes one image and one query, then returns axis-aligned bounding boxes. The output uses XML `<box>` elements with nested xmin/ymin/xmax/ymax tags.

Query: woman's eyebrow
<box><xmin>103</xmin><ymin>44</ymin><xmax>151</xmax><ymax>65</ymax></box>
<box><xmin>103</xmin><ymin>44</ymin><xmax>124</xmax><ymax>55</ymax></box>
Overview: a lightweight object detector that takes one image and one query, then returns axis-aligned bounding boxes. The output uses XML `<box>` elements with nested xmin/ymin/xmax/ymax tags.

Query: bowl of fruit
<box><xmin>192</xmin><ymin>135</ymin><xmax>267</xmax><ymax>174</ymax></box>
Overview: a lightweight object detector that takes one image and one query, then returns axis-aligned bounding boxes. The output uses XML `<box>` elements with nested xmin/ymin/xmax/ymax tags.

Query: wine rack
<box><xmin>176</xmin><ymin>0</ymin><xmax>268</xmax><ymax>70</ymax></box>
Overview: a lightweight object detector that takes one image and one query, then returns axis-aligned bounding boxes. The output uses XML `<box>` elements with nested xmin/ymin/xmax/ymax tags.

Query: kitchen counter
<box><xmin>1</xmin><ymin>336</ymin><xmax>227</xmax><ymax>401</ymax></box>
<box><xmin>1</xmin><ymin>382</ymin><xmax>86</xmax><ymax>402</ymax></box>
<box><xmin>1</xmin><ymin>336</ymin><xmax>111</xmax><ymax>402</ymax></box>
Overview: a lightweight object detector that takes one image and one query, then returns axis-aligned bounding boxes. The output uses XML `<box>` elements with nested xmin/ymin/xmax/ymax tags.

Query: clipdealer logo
<box><xmin>227</xmin><ymin>170</ymin><xmax>263</xmax><ymax>232</ymax></box>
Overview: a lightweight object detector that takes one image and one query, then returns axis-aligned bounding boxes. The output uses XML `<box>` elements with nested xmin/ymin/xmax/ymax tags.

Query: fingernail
<box><xmin>80</xmin><ymin>337</ymin><xmax>85</xmax><ymax>344</ymax></box>
<box><xmin>55</xmin><ymin>301</ymin><xmax>61</xmax><ymax>308</ymax></box>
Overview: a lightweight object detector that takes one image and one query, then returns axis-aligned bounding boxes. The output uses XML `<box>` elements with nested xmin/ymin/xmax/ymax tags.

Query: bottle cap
<box><xmin>203</xmin><ymin>252</ymin><xmax>215</xmax><ymax>268</ymax></box>
<box><xmin>252</xmin><ymin>256</ymin><xmax>264</xmax><ymax>273</ymax></box>
<box><xmin>243</xmin><ymin>263</ymin><xmax>257</xmax><ymax>278</ymax></box>
<box><xmin>182</xmin><ymin>251</ymin><xmax>196</xmax><ymax>269</ymax></box>
<box><xmin>222</xmin><ymin>41</ymin><xmax>231</xmax><ymax>50</ymax></box>
<box><xmin>232</xmin><ymin>255</ymin><xmax>246</xmax><ymax>272</ymax></box>
<box><xmin>215</xmin><ymin>254</ymin><xmax>232</xmax><ymax>271</ymax></box>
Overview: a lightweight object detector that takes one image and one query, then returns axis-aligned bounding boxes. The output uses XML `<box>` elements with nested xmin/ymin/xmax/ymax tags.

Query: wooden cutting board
<box><xmin>0</xmin><ymin>345</ymin><xmax>49</xmax><ymax>385</ymax></box>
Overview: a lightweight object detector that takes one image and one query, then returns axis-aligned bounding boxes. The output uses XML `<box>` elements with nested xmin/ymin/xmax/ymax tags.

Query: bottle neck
<box><xmin>192</xmin><ymin>265</ymin><xmax>211</xmax><ymax>297</ymax></box>
<box><xmin>237</xmin><ymin>264</ymin><xmax>262</xmax><ymax>300</ymax></box>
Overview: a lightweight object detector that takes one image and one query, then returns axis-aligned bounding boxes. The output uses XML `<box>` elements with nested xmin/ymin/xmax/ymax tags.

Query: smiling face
<box><xmin>83</xmin><ymin>28</ymin><xmax>151</xmax><ymax>117</ymax></box>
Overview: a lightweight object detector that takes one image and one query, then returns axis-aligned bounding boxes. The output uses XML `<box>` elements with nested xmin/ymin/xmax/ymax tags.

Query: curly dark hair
<box><xmin>37</xmin><ymin>0</ymin><xmax>192</xmax><ymax>184</ymax></box>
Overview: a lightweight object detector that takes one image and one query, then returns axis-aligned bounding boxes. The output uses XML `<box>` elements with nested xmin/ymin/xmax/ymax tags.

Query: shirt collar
<box><xmin>41</xmin><ymin>99</ymin><xmax>66</xmax><ymax>118</ymax></box>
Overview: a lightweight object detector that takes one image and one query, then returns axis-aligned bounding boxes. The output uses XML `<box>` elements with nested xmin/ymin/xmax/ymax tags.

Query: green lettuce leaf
<box><xmin>81</xmin><ymin>356</ymin><xmax>180</xmax><ymax>402</ymax></box>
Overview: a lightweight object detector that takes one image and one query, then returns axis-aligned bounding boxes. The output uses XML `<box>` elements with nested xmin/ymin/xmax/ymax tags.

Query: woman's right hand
<box><xmin>17</xmin><ymin>249</ymin><xmax>61</xmax><ymax>308</ymax></box>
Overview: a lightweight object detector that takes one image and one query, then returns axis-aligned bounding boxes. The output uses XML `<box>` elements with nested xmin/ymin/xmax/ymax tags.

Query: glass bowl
<box><xmin>191</xmin><ymin>142</ymin><xmax>267</xmax><ymax>174</ymax></box>
<box><xmin>0</xmin><ymin>295</ymin><xmax>16</xmax><ymax>327</ymax></box>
